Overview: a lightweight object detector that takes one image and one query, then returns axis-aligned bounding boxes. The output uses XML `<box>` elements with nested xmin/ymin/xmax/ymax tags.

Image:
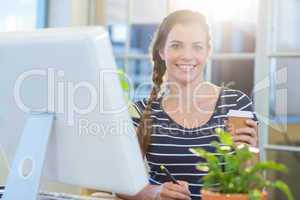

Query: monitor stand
<box><xmin>2</xmin><ymin>113</ymin><xmax>54</xmax><ymax>200</ymax></box>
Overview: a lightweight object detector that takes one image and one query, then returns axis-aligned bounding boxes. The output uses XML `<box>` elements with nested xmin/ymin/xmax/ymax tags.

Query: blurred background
<box><xmin>0</xmin><ymin>0</ymin><xmax>299</xmax><ymax>199</ymax></box>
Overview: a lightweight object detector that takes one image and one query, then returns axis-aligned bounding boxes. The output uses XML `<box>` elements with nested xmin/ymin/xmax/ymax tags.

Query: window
<box><xmin>273</xmin><ymin>0</ymin><xmax>300</xmax><ymax>52</ymax></box>
<box><xmin>0</xmin><ymin>0</ymin><xmax>48</xmax><ymax>31</ymax></box>
<box><xmin>106</xmin><ymin>0</ymin><xmax>168</xmax><ymax>100</ymax></box>
<box><xmin>211</xmin><ymin>60</ymin><xmax>255</xmax><ymax>97</ymax></box>
<box><xmin>270</xmin><ymin>58</ymin><xmax>300</xmax><ymax>122</ymax></box>
<box><xmin>269</xmin><ymin>0</ymin><xmax>300</xmax><ymax>123</ymax></box>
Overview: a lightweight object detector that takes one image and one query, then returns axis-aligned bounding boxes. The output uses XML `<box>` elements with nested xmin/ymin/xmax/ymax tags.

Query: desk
<box><xmin>80</xmin><ymin>189</ymin><xmax>124</xmax><ymax>200</ymax></box>
<box><xmin>0</xmin><ymin>191</ymin><xmax>123</xmax><ymax>200</ymax></box>
<box><xmin>38</xmin><ymin>191</ymin><xmax>123</xmax><ymax>200</ymax></box>
<box><xmin>89</xmin><ymin>192</ymin><xmax>124</xmax><ymax>200</ymax></box>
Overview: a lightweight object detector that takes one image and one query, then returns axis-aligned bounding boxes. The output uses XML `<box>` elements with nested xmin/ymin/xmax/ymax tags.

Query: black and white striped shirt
<box><xmin>131</xmin><ymin>88</ymin><xmax>258</xmax><ymax>200</ymax></box>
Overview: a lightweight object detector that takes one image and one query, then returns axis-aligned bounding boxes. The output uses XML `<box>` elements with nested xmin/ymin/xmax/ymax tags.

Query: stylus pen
<box><xmin>160</xmin><ymin>165</ymin><xmax>179</xmax><ymax>184</ymax></box>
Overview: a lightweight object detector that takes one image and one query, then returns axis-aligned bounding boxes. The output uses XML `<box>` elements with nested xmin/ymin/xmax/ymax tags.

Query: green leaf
<box><xmin>215</xmin><ymin>128</ymin><xmax>233</xmax><ymax>146</ymax></box>
<box><xmin>210</xmin><ymin>141</ymin><xmax>220</xmax><ymax>149</ymax></box>
<box><xmin>248</xmin><ymin>189</ymin><xmax>261</xmax><ymax>200</ymax></box>
<box><xmin>235</xmin><ymin>147</ymin><xmax>253</xmax><ymax>164</ymax></box>
<box><xmin>224</xmin><ymin>154</ymin><xmax>239</xmax><ymax>173</ymax></box>
<box><xmin>190</xmin><ymin>148</ymin><xmax>207</xmax><ymax>159</ymax></box>
<box><xmin>120</xmin><ymin>79</ymin><xmax>129</xmax><ymax>91</ymax></box>
<box><xmin>196</xmin><ymin>163</ymin><xmax>209</xmax><ymax>172</ymax></box>
<box><xmin>191</xmin><ymin>148</ymin><xmax>222</xmax><ymax>174</ymax></box>
<box><xmin>117</xmin><ymin>69</ymin><xmax>130</xmax><ymax>91</ymax></box>
<box><xmin>248</xmin><ymin>161</ymin><xmax>288</xmax><ymax>176</ymax></box>
<box><xmin>272</xmin><ymin>181</ymin><xmax>294</xmax><ymax>200</ymax></box>
<box><xmin>128</xmin><ymin>103</ymin><xmax>141</xmax><ymax>118</ymax></box>
<box><xmin>202</xmin><ymin>172</ymin><xmax>223</xmax><ymax>191</ymax></box>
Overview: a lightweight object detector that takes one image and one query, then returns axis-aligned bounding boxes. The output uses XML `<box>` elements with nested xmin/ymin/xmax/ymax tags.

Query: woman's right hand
<box><xmin>155</xmin><ymin>181</ymin><xmax>191</xmax><ymax>200</ymax></box>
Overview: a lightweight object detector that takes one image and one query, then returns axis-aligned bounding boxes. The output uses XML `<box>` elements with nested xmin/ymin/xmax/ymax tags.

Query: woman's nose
<box><xmin>180</xmin><ymin>47</ymin><xmax>193</xmax><ymax>60</ymax></box>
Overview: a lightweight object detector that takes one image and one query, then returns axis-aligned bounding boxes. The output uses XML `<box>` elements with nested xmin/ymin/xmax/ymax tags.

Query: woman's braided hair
<box><xmin>136</xmin><ymin>10</ymin><xmax>212</xmax><ymax>154</ymax></box>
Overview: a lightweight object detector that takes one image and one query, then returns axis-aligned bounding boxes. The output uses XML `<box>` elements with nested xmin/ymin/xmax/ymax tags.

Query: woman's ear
<box><xmin>159</xmin><ymin>49</ymin><xmax>165</xmax><ymax>61</ymax></box>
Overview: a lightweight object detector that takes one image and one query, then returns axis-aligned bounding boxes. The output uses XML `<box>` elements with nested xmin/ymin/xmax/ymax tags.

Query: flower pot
<box><xmin>201</xmin><ymin>190</ymin><xmax>268</xmax><ymax>200</ymax></box>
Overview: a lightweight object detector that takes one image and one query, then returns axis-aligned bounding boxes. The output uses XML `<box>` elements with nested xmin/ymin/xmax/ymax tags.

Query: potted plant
<box><xmin>190</xmin><ymin>128</ymin><xmax>294</xmax><ymax>200</ymax></box>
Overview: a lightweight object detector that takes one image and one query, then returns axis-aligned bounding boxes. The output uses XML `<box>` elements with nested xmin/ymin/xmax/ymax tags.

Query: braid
<box><xmin>136</xmin><ymin>51</ymin><xmax>166</xmax><ymax>154</ymax></box>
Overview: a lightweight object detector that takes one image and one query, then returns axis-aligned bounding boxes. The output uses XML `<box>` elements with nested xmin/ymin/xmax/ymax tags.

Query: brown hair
<box><xmin>136</xmin><ymin>10</ymin><xmax>212</xmax><ymax>154</ymax></box>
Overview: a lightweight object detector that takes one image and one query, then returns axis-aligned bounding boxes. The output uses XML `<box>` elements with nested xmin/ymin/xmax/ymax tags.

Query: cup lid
<box><xmin>227</xmin><ymin>110</ymin><xmax>254</xmax><ymax>118</ymax></box>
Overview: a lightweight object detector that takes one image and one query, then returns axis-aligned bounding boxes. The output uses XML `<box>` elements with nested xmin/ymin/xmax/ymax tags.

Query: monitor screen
<box><xmin>0</xmin><ymin>27</ymin><xmax>148</xmax><ymax>197</ymax></box>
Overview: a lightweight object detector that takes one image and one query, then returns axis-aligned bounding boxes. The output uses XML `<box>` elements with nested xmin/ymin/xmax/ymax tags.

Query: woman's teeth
<box><xmin>176</xmin><ymin>64</ymin><xmax>195</xmax><ymax>70</ymax></box>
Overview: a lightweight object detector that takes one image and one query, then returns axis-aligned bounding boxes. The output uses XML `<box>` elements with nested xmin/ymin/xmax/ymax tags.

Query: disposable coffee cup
<box><xmin>227</xmin><ymin>110</ymin><xmax>259</xmax><ymax>165</ymax></box>
<box><xmin>227</xmin><ymin>110</ymin><xmax>254</xmax><ymax>133</ymax></box>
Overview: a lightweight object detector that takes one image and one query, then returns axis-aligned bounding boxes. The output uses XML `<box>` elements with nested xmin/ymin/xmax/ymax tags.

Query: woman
<box><xmin>123</xmin><ymin>10</ymin><xmax>258</xmax><ymax>200</ymax></box>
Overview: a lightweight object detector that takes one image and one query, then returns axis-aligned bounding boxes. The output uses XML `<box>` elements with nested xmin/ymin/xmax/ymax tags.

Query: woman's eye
<box><xmin>194</xmin><ymin>45</ymin><xmax>203</xmax><ymax>51</ymax></box>
<box><xmin>171</xmin><ymin>44</ymin><xmax>180</xmax><ymax>49</ymax></box>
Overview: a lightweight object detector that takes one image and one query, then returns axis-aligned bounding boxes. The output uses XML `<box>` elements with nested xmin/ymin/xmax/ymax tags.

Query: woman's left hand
<box><xmin>226</xmin><ymin>119</ymin><xmax>258</xmax><ymax>147</ymax></box>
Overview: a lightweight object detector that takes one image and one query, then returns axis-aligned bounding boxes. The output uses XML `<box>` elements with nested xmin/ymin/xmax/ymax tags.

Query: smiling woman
<box><xmin>122</xmin><ymin>10</ymin><xmax>259</xmax><ymax>200</ymax></box>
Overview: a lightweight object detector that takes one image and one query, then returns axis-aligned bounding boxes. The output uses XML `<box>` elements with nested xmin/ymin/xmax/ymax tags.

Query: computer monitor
<box><xmin>0</xmin><ymin>27</ymin><xmax>148</xmax><ymax>199</ymax></box>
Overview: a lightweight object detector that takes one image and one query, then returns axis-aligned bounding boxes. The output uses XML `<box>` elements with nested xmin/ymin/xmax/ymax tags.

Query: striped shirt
<box><xmin>131</xmin><ymin>88</ymin><xmax>258</xmax><ymax>200</ymax></box>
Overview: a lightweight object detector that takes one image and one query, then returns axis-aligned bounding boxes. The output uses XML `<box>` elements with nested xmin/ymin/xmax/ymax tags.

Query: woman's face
<box><xmin>160</xmin><ymin>23</ymin><xmax>209</xmax><ymax>86</ymax></box>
